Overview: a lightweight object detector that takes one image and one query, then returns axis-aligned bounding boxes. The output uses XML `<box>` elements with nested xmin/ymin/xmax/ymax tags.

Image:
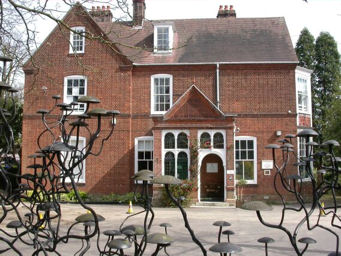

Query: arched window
<box><xmin>177</xmin><ymin>132</ymin><xmax>188</xmax><ymax>149</ymax></box>
<box><xmin>164</xmin><ymin>152</ymin><xmax>175</xmax><ymax>176</ymax></box>
<box><xmin>200</xmin><ymin>132</ymin><xmax>211</xmax><ymax>148</ymax></box>
<box><xmin>164</xmin><ymin>133</ymin><xmax>175</xmax><ymax>149</ymax></box>
<box><xmin>177</xmin><ymin>152</ymin><xmax>188</xmax><ymax>180</ymax></box>
<box><xmin>213</xmin><ymin>132</ymin><xmax>224</xmax><ymax>149</ymax></box>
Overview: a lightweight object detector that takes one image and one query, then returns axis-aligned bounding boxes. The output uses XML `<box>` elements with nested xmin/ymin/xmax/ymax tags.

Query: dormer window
<box><xmin>154</xmin><ymin>25</ymin><xmax>173</xmax><ymax>53</ymax></box>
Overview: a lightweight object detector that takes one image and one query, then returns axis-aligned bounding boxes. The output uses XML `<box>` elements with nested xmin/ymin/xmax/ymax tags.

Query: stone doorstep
<box><xmin>192</xmin><ymin>200</ymin><xmax>236</xmax><ymax>208</ymax></box>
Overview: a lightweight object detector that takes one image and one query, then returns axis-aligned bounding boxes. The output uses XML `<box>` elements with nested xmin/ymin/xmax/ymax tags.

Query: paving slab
<box><xmin>1</xmin><ymin>203</ymin><xmax>339</xmax><ymax>255</ymax></box>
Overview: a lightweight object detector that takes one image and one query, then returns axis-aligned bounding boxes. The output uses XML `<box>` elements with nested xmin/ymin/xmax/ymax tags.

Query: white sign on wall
<box><xmin>262</xmin><ymin>160</ymin><xmax>273</xmax><ymax>170</ymax></box>
<box><xmin>207</xmin><ymin>163</ymin><xmax>218</xmax><ymax>173</ymax></box>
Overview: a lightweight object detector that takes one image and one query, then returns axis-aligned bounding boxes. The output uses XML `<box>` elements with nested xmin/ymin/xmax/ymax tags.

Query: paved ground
<box><xmin>1</xmin><ymin>203</ymin><xmax>340</xmax><ymax>255</ymax></box>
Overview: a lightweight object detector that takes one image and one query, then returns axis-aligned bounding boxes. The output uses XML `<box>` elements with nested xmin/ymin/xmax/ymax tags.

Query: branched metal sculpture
<box><xmin>0</xmin><ymin>55</ymin><xmax>120</xmax><ymax>255</ymax></box>
<box><xmin>243</xmin><ymin>129</ymin><xmax>340</xmax><ymax>256</ymax></box>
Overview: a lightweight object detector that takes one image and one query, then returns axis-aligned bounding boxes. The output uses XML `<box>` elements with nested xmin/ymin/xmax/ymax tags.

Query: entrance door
<box><xmin>200</xmin><ymin>154</ymin><xmax>224</xmax><ymax>201</ymax></box>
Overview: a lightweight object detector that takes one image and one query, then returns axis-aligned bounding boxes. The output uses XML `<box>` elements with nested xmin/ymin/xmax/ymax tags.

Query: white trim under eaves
<box><xmin>133</xmin><ymin>61</ymin><xmax>299</xmax><ymax>66</ymax></box>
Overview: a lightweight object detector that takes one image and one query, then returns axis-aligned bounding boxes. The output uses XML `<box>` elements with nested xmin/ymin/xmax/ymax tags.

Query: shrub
<box><xmin>161</xmin><ymin>180</ymin><xmax>196</xmax><ymax>207</ymax></box>
<box><xmin>66</xmin><ymin>189</ymin><xmax>88</xmax><ymax>201</ymax></box>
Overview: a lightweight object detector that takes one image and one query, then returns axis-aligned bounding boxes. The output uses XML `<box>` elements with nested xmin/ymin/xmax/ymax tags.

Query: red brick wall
<box><xmin>22</xmin><ymin>7</ymin><xmax>300</xmax><ymax>199</ymax></box>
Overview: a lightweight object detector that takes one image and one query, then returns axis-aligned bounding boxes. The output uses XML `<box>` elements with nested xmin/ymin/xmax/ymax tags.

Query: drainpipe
<box><xmin>216</xmin><ymin>63</ymin><xmax>220</xmax><ymax>109</ymax></box>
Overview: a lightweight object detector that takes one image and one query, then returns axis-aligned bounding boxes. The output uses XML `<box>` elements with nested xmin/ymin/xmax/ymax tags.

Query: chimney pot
<box><xmin>97</xmin><ymin>6</ymin><xmax>100</xmax><ymax>10</ymax></box>
<box><xmin>92</xmin><ymin>6</ymin><xmax>95</xmax><ymax>11</ymax></box>
<box><xmin>102</xmin><ymin>6</ymin><xmax>105</xmax><ymax>10</ymax></box>
<box><xmin>230</xmin><ymin>5</ymin><xmax>233</xmax><ymax>10</ymax></box>
<box><xmin>224</xmin><ymin>5</ymin><xmax>228</xmax><ymax>10</ymax></box>
<box><xmin>107</xmin><ymin>6</ymin><xmax>110</xmax><ymax>10</ymax></box>
<box><xmin>219</xmin><ymin>5</ymin><xmax>223</xmax><ymax>10</ymax></box>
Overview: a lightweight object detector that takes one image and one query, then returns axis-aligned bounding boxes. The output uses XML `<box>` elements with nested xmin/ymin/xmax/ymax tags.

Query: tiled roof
<box><xmin>100</xmin><ymin>17</ymin><xmax>298</xmax><ymax>65</ymax></box>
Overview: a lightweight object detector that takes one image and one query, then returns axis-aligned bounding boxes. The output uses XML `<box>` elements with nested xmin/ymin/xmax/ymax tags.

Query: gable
<box><xmin>164</xmin><ymin>85</ymin><xmax>225</xmax><ymax>121</ymax></box>
<box><xmin>23</xmin><ymin>3</ymin><xmax>130</xmax><ymax>70</ymax></box>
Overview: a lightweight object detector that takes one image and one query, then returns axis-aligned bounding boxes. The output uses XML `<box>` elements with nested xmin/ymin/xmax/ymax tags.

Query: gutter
<box><xmin>133</xmin><ymin>61</ymin><xmax>299</xmax><ymax>66</ymax></box>
<box><xmin>216</xmin><ymin>63</ymin><xmax>220</xmax><ymax>109</ymax></box>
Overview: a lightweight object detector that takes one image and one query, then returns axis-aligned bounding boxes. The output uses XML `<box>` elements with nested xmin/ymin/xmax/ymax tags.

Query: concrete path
<box><xmin>2</xmin><ymin>203</ymin><xmax>339</xmax><ymax>255</ymax></box>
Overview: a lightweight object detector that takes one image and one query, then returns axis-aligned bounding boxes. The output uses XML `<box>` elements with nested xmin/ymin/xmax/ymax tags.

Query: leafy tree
<box><xmin>295</xmin><ymin>27</ymin><xmax>315</xmax><ymax>70</ymax></box>
<box><xmin>325</xmin><ymin>92</ymin><xmax>341</xmax><ymax>153</ymax></box>
<box><xmin>313</xmin><ymin>32</ymin><xmax>341</xmax><ymax>142</ymax></box>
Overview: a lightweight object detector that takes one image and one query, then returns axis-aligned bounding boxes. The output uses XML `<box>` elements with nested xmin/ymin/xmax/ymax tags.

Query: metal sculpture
<box><xmin>0</xmin><ymin>55</ymin><xmax>120</xmax><ymax>255</ymax></box>
<box><xmin>243</xmin><ymin>129</ymin><xmax>340</xmax><ymax>256</ymax></box>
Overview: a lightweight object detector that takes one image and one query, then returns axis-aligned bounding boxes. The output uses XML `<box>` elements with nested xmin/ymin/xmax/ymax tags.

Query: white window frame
<box><xmin>63</xmin><ymin>136</ymin><xmax>86</xmax><ymax>184</ymax></box>
<box><xmin>295</xmin><ymin>69</ymin><xmax>312</xmax><ymax>115</ymax></box>
<box><xmin>197</xmin><ymin>130</ymin><xmax>226</xmax><ymax>150</ymax></box>
<box><xmin>162</xmin><ymin>130</ymin><xmax>190</xmax><ymax>180</ymax></box>
<box><xmin>64</xmin><ymin>75</ymin><xmax>87</xmax><ymax>115</ymax></box>
<box><xmin>153</xmin><ymin>25</ymin><xmax>173</xmax><ymax>53</ymax></box>
<box><xmin>69</xmin><ymin>26</ymin><xmax>85</xmax><ymax>54</ymax></box>
<box><xmin>234</xmin><ymin>136</ymin><xmax>257</xmax><ymax>184</ymax></box>
<box><xmin>297</xmin><ymin>130</ymin><xmax>312</xmax><ymax>181</ymax></box>
<box><xmin>151</xmin><ymin>74</ymin><xmax>173</xmax><ymax>115</ymax></box>
<box><xmin>134</xmin><ymin>136</ymin><xmax>154</xmax><ymax>174</ymax></box>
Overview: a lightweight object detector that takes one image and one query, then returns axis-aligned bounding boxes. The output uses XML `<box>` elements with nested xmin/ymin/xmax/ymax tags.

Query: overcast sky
<box><xmin>37</xmin><ymin>0</ymin><xmax>341</xmax><ymax>52</ymax></box>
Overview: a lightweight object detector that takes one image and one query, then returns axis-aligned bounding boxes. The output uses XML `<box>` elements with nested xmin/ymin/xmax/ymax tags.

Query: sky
<box><xmin>36</xmin><ymin>0</ymin><xmax>341</xmax><ymax>52</ymax></box>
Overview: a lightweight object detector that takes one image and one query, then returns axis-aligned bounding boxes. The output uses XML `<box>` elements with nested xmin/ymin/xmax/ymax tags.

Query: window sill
<box><xmin>68</xmin><ymin>53</ymin><xmax>85</xmax><ymax>57</ymax></box>
<box><xmin>153</xmin><ymin>51</ymin><xmax>172</xmax><ymax>55</ymax></box>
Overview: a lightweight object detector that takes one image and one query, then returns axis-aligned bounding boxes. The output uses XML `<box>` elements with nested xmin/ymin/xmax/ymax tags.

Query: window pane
<box><xmin>145</xmin><ymin>140</ymin><xmax>152</xmax><ymax>150</ymax></box>
<box><xmin>138</xmin><ymin>141</ymin><xmax>144</xmax><ymax>150</ymax></box>
<box><xmin>138</xmin><ymin>152</ymin><xmax>144</xmax><ymax>159</ymax></box>
<box><xmin>236</xmin><ymin>161</ymin><xmax>243</xmax><ymax>180</ymax></box>
<box><xmin>200</xmin><ymin>132</ymin><xmax>211</xmax><ymax>148</ymax></box>
<box><xmin>248</xmin><ymin>140</ymin><xmax>253</xmax><ymax>149</ymax></box>
<box><xmin>235</xmin><ymin>140</ymin><xmax>239</xmax><ymax>149</ymax></box>
<box><xmin>213</xmin><ymin>133</ymin><xmax>224</xmax><ymax>148</ymax></box>
<box><xmin>177</xmin><ymin>152</ymin><xmax>188</xmax><ymax>180</ymax></box>
<box><xmin>165</xmin><ymin>133</ymin><xmax>175</xmax><ymax>149</ymax></box>
<box><xmin>248</xmin><ymin>150</ymin><xmax>254</xmax><ymax>160</ymax></box>
<box><xmin>165</xmin><ymin>152</ymin><xmax>175</xmax><ymax>176</ymax></box>
<box><xmin>138</xmin><ymin>161</ymin><xmax>147</xmax><ymax>171</ymax></box>
<box><xmin>145</xmin><ymin>151</ymin><xmax>151</xmax><ymax>159</ymax></box>
<box><xmin>241</xmin><ymin>151</ymin><xmax>246</xmax><ymax>159</ymax></box>
<box><xmin>244</xmin><ymin>161</ymin><xmax>254</xmax><ymax>180</ymax></box>
<box><xmin>177</xmin><ymin>133</ymin><xmax>188</xmax><ymax>149</ymax></box>
<box><xmin>241</xmin><ymin>140</ymin><xmax>246</xmax><ymax>149</ymax></box>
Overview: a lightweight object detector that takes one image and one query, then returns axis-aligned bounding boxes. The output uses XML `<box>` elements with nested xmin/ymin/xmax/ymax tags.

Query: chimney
<box><xmin>133</xmin><ymin>0</ymin><xmax>146</xmax><ymax>26</ymax></box>
<box><xmin>89</xmin><ymin>5</ymin><xmax>113</xmax><ymax>23</ymax></box>
<box><xmin>217</xmin><ymin>4</ymin><xmax>237</xmax><ymax>18</ymax></box>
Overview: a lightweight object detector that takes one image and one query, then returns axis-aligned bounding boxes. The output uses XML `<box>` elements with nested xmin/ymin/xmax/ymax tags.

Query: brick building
<box><xmin>22</xmin><ymin>1</ymin><xmax>312</xmax><ymax>205</ymax></box>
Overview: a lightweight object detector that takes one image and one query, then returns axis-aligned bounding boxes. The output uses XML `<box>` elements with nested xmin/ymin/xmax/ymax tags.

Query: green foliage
<box><xmin>295</xmin><ymin>27</ymin><xmax>315</xmax><ymax>70</ymax></box>
<box><xmin>161</xmin><ymin>180</ymin><xmax>196</xmax><ymax>207</ymax></box>
<box><xmin>313</xmin><ymin>32</ymin><xmax>341</xmax><ymax>142</ymax></box>
<box><xmin>325</xmin><ymin>96</ymin><xmax>341</xmax><ymax>155</ymax></box>
<box><xmin>66</xmin><ymin>189</ymin><xmax>88</xmax><ymax>201</ymax></box>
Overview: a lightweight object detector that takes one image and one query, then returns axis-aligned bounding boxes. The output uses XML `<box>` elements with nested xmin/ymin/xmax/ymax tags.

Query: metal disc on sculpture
<box><xmin>0</xmin><ymin>81</ymin><xmax>12</xmax><ymax>90</ymax></box>
<box><xmin>42</xmin><ymin>142</ymin><xmax>73</xmax><ymax>152</ymax></box>
<box><xmin>132</xmin><ymin>169</ymin><xmax>154</xmax><ymax>181</ymax></box>
<box><xmin>298</xmin><ymin>237</ymin><xmax>317</xmax><ymax>244</ymax></box>
<box><xmin>152</xmin><ymin>175</ymin><xmax>182</xmax><ymax>185</ymax></box>
<box><xmin>222</xmin><ymin>230</ymin><xmax>235</xmax><ymax>236</ymax></box>
<box><xmin>87</xmin><ymin>108</ymin><xmax>109</xmax><ymax>116</ymax></box>
<box><xmin>285</xmin><ymin>134</ymin><xmax>296</xmax><ymax>138</ymax></box>
<box><xmin>257</xmin><ymin>237</ymin><xmax>275</xmax><ymax>244</ymax></box>
<box><xmin>6</xmin><ymin>220</ymin><xmax>22</xmax><ymax>229</ymax></box>
<box><xmin>241</xmin><ymin>201</ymin><xmax>273</xmax><ymax>211</ymax></box>
<box><xmin>28</xmin><ymin>153</ymin><xmax>45</xmax><ymax>158</ymax></box>
<box><xmin>306</xmin><ymin>141</ymin><xmax>319</xmax><ymax>146</ymax></box>
<box><xmin>121</xmin><ymin>225</ymin><xmax>146</xmax><ymax>236</ymax></box>
<box><xmin>37</xmin><ymin>109</ymin><xmax>49</xmax><ymax>114</ymax></box>
<box><xmin>56</xmin><ymin>103</ymin><xmax>70</xmax><ymax>108</ymax></box>
<box><xmin>265</xmin><ymin>144</ymin><xmax>280</xmax><ymax>149</ymax></box>
<box><xmin>52</xmin><ymin>95</ymin><xmax>61</xmax><ymax>99</ymax></box>
<box><xmin>213</xmin><ymin>220</ymin><xmax>231</xmax><ymax>227</ymax></box>
<box><xmin>328</xmin><ymin>252</ymin><xmax>341</xmax><ymax>256</ymax></box>
<box><xmin>209</xmin><ymin>242</ymin><xmax>242</xmax><ymax>254</ymax></box>
<box><xmin>37</xmin><ymin>202</ymin><xmax>57</xmax><ymax>212</ymax></box>
<box><xmin>108</xmin><ymin>239</ymin><xmax>132</xmax><ymax>250</ymax></box>
<box><xmin>77</xmin><ymin>96</ymin><xmax>100</xmax><ymax>104</ymax></box>
<box><xmin>278</xmin><ymin>139</ymin><xmax>289</xmax><ymax>143</ymax></box>
<box><xmin>75</xmin><ymin>212</ymin><xmax>105</xmax><ymax>222</ymax></box>
<box><xmin>322</xmin><ymin>140</ymin><xmax>340</xmax><ymax>147</ymax></box>
<box><xmin>287</xmin><ymin>174</ymin><xmax>302</xmax><ymax>180</ymax></box>
<box><xmin>297</xmin><ymin>129</ymin><xmax>318</xmax><ymax>137</ymax></box>
<box><xmin>27</xmin><ymin>164</ymin><xmax>43</xmax><ymax>169</ymax></box>
<box><xmin>283</xmin><ymin>143</ymin><xmax>294</xmax><ymax>148</ymax></box>
<box><xmin>317</xmin><ymin>169</ymin><xmax>327</xmax><ymax>174</ymax></box>
<box><xmin>8</xmin><ymin>88</ymin><xmax>19</xmax><ymax>93</ymax></box>
<box><xmin>70</xmin><ymin>120</ymin><xmax>88</xmax><ymax>127</ymax></box>
<box><xmin>103</xmin><ymin>230</ymin><xmax>121</xmax><ymax>236</ymax></box>
<box><xmin>106</xmin><ymin>110</ymin><xmax>120</xmax><ymax>115</ymax></box>
<box><xmin>160</xmin><ymin>223</ymin><xmax>172</xmax><ymax>228</ymax></box>
<box><xmin>78</xmin><ymin>114</ymin><xmax>90</xmax><ymax>119</ymax></box>
<box><xmin>147</xmin><ymin>233</ymin><xmax>174</xmax><ymax>245</ymax></box>
<box><xmin>0</xmin><ymin>55</ymin><xmax>13</xmax><ymax>62</ymax></box>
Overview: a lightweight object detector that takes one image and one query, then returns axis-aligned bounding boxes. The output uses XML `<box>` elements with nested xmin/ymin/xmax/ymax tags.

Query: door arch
<box><xmin>200</xmin><ymin>154</ymin><xmax>224</xmax><ymax>201</ymax></box>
